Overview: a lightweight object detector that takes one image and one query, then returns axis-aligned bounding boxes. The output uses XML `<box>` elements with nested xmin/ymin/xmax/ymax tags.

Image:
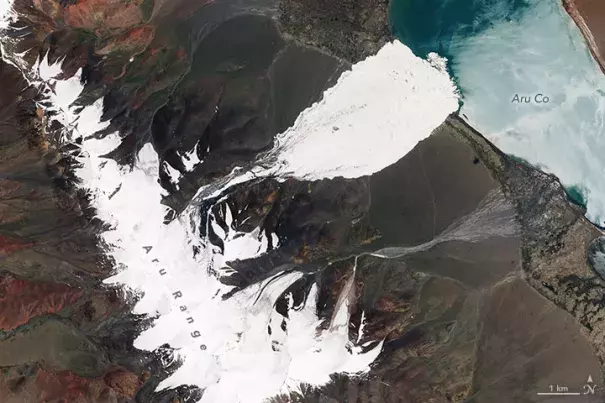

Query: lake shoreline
<box><xmin>563</xmin><ymin>0</ymin><xmax>605</xmax><ymax>74</ymax></box>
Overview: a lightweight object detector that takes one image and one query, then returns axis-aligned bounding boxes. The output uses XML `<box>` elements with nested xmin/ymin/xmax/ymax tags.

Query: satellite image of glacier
<box><xmin>1</xmin><ymin>0</ymin><xmax>605</xmax><ymax>402</ymax></box>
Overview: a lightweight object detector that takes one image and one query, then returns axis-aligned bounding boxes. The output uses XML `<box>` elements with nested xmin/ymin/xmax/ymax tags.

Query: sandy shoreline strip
<box><xmin>563</xmin><ymin>0</ymin><xmax>605</xmax><ymax>74</ymax></box>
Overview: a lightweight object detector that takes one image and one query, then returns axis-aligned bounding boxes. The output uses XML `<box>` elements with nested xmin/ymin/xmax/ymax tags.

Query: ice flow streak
<box><xmin>374</xmin><ymin>189</ymin><xmax>519</xmax><ymax>258</ymax></box>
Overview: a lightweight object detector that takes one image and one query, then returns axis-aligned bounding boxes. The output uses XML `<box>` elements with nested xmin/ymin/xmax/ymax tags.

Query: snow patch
<box><xmin>0</xmin><ymin>0</ymin><xmax>14</xmax><ymax>28</ymax></box>
<box><xmin>209</xmin><ymin>204</ymin><xmax>276</xmax><ymax>269</ymax></box>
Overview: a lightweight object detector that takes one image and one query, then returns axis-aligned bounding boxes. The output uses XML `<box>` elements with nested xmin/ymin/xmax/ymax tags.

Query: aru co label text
<box><xmin>511</xmin><ymin>93</ymin><xmax>550</xmax><ymax>104</ymax></box>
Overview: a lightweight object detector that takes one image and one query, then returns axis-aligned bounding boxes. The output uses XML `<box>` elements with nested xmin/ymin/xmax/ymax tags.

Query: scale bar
<box><xmin>537</xmin><ymin>393</ymin><xmax>581</xmax><ymax>396</ymax></box>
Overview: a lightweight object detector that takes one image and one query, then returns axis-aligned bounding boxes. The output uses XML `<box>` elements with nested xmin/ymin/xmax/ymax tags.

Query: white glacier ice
<box><xmin>268</xmin><ymin>41</ymin><xmax>459</xmax><ymax>180</ymax></box>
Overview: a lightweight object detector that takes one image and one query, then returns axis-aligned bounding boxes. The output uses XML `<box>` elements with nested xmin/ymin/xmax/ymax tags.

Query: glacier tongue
<box><xmin>269</xmin><ymin>40</ymin><xmax>459</xmax><ymax>181</ymax></box>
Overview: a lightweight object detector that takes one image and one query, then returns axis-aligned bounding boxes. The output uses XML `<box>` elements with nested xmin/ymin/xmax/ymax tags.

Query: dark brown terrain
<box><xmin>243</xmin><ymin>117</ymin><xmax>605</xmax><ymax>403</ymax></box>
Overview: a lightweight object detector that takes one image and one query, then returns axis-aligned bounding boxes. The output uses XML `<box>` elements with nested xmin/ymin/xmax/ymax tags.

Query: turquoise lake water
<box><xmin>390</xmin><ymin>0</ymin><xmax>605</xmax><ymax>225</ymax></box>
<box><xmin>389</xmin><ymin>0</ymin><xmax>531</xmax><ymax>60</ymax></box>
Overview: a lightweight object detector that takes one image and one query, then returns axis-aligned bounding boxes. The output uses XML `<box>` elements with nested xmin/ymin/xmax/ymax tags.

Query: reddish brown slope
<box><xmin>64</xmin><ymin>0</ymin><xmax>144</xmax><ymax>35</ymax></box>
<box><xmin>0</xmin><ymin>274</ymin><xmax>82</xmax><ymax>331</ymax></box>
<box><xmin>0</xmin><ymin>367</ymin><xmax>141</xmax><ymax>403</ymax></box>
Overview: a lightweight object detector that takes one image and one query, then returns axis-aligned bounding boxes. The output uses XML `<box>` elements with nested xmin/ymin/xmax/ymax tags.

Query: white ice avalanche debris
<box><xmin>29</xmin><ymin>39</ymin><xmax>456</xmax><ymax>403</ymax></box>
<box><xmin>267</xmin><ymin>40</ymin><xmax>459</xmax><ymax>180</ymax></box>
<box><xmin>453</xmin><ymin>0</ymin><xmax>605</xmax><ymax>225</ymax></box>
